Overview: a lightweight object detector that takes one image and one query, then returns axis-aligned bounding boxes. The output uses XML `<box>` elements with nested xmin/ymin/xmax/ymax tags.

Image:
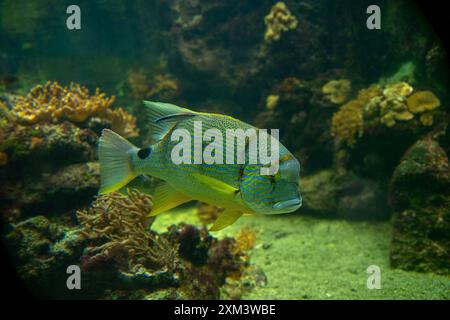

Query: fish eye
<box><xmin>137</xmin><ymin>148</ymin><xmax>151</xmax><ymax>159</ymax></box>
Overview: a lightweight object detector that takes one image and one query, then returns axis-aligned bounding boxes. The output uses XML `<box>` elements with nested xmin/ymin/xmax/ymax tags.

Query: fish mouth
<box><xmin>273</xmin><ymin>197</ymin><xmax>302</xmax><ymax>211</ymax></box>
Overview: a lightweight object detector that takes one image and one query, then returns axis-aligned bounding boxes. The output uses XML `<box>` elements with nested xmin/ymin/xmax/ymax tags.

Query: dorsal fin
<box><xmin>156</xmin><ymin>112</ymin><xmax>197</xmax><ymax>123</ymax></box>
<box><xmin>143</xmin><ymin>101</ymin><xmax>197</xmax><ymax>142</ymax></box>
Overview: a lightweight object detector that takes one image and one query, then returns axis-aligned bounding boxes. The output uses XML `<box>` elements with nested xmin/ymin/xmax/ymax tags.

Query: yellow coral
<box><xmin>9</xmin><ymin>81</ymin><xmax>139</xmax><ymax>137</ymax></box>
<box><xmin>264</xmin><ymin>2</ymin><xmax>298</xmax><ymax>42</ymax></box>
<box><xmin>331</xmin><ymin>99</ymin><xmax>364</xmax><ymax>146</ymax></box>
<box><xmin>357</xmin><ymin>85</ymin><xmax>383</xmax><ymax>104</ymax></box>
<box><xmin>234</xmin><ymin>227</ymin><xmax>257</xmax><ymax>254</ymax></box>
<box><xmin>407</xmin><ymin>91</ymin><xmax>440</xmax><ymax>114</ymax></box>
<box><xmin>266</xmin><ymin>94</ymin><xmax>280</xmax><ymax>110</ymax></box>
<box><xmin>382</xmin><ymin>82</ymin><xmax>413</xmax><ymax>98</ymax></box>
<box><xmin>364</xmin><ymin>82</ymin><xmax>416</xmax><ymax>128</ymax></box>
<box><xmin>322</xmin><ymin>79</ymin><xmax>352</xmax><ymax>104</ymax></box>
<box><xmin>419</xmin><ymin>113</ymin><xmax>434</xmax><ymax>126</ymax></box>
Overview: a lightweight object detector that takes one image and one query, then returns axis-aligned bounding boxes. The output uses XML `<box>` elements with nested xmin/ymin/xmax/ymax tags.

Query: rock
<box><xmin>389</xmin><ymin>137</ymin><xmax>450</xmax><ymax>274</ymax></box>
<box><xmin>301</xmin><ymin>170</ymin><xmax>390</xmax><ymax>220</ymax></box>
<box><xmin>301</xmin><ymin>170</ymin><xmax>337</xmax><ymax>216</ymax></box>
<box><xmin>5</xmin><ymin>216</ymin><xmax>86</xmax><ymax>298</ymax></box>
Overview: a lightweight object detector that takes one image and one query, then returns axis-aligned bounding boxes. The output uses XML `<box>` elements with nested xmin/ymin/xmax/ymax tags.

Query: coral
<box><xmin>322</xmin><ymin>79</ymin><xmax>352</xmax><ymax>104</ymax></box>
<box><xmin>332</xmin><ymin>81</ymin><xmax>443</xmax><ymax>147</ymax></box>
<box><xmin>265</xmin><ymin>94</ymin><xmax>279</xmax><ymax>110</ymax></box>
<box><xmin>264</xmin><ymin>2</ymin><xmax>298</xmax><ymax>43</ymax></box>
<box><xmin>234</xmin><ymin>227</ymin><xmax>257</xmax><ymax>254</ymax></box>
<box><xmin>128</xmin><ymin>70</ymin><xmax>179</xmax><ymax>101</ymax></box>
<box><xmin>331</xmin><ymin>99</ymin><xmax>364</xmax><ymax>146</ymax></box>
<box><xmin>365</xmin><ymin>82</ymin><xmax>414</xmax><ymax>128</ymax></box>
<box><xmin>0</xmin><ymin>118</ymin><xmax>100</xmax><ymax>217</ymax></box>
<box><xmin>77</xmin><ymin>189</ymin><xmax>177</xmax><ymax>272</ymax></box>
<box><xmin>167</xmin><ymin>224</ymin><xmax>213</xmax><ymax>266</ymax></box>
<box><xmin>406</xmin><ymin>91</ymin><xmax>441</xmax><ymax>114</ymax></box>
<box><xmin>389</xmin><ymin>136</ymin><xmax>450</xmax><ymax>274</ymax></box>
<box><xmin>7</xmin><ymin>81</ymin><xmax>139</xmax><ymax>137</ymax></box>
<box><xmin>419</xmin><ymin>113</ymin><xmax>434</xmax><ymax>126</ymax></box>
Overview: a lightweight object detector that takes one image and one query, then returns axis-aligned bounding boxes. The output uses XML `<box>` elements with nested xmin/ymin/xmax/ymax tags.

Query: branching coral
<box><xmin>8</xmin><ymin>81</ymin><xmax>139</xmax><ymax>137</ymax></box>
<box><xmin>322</xmin><ymin>79</ymin><xmax>352</xmax><ymax>104</ymax></box>
<box><xmin>77</xmin><ymin>189</ymin><xmax>177</xmax><ymax>272</ymax></box>
<box><xmin>264</xmin><ymin>2</ymin><xmax>298</xmax><ymax>43</ymax></box>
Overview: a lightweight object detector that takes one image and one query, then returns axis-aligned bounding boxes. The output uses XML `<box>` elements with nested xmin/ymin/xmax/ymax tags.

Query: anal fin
<box><xmin>209</xmin><ymin>209</ymin><xmax>243</xmax><ymax>231</ymax></box>
<box><xmin>148</xmin><ymin>182</ymin><xmax>191</xmax><ymax>216</ymax></box>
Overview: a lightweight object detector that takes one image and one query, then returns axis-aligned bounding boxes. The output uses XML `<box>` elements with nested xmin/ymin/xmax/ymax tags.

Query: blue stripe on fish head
<box><xmin>240</xmin><ymin>153</ymin><xmax>302</xmax><ymax>214</ymax></box>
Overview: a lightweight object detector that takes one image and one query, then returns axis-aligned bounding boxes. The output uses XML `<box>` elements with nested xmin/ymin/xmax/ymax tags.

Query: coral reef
<box><xmin>0</xmin><ymin>119</ymin><xmax>99</xmax><ymax>218</ymax></box>
<box><xmin>322</xmin><ymin>79</ymin><xmax>351</xmax><ymax>104</ymax></box>
<box><xmin>264</xmin><ymin>2</ymin><xmax>298</xmax><ymax>43</ymax></box>
<box><xmin>8</xmin><ymin>81</ymin><xmax>138</xmax><ymax>138</ymax></box>
<box><xmin>332</xmin><ymin>82</ymin><xmax>442</xmax><ymax>147</ymax></box>
<box><xmin>389</xmin><ymin>135</ymin><xmax>450</xmax><ymax>275</ymax></box>
<box><xmin>74</xmin><ymin>190</ymin><xmax>263</xmax><ymax>299</ymax></box>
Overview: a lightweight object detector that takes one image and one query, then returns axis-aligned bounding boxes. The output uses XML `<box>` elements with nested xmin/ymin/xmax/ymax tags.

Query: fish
<box><xmin>98</xmin><ymin>101</ymin><xmax>302</xmax><ymax>231</ymax></box>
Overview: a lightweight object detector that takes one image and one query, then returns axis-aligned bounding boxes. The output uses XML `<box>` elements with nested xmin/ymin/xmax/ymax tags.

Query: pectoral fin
<box><xmin>209</xmin><ymin>209</ymin><xmax>243</xmax><ymax>232</ymax></box>
<box><xmin>195</xmin><ymin>174</ymin><xmax>239</xmax><ymax>198</ymax></box>
<box><xmin>148</xmin><ymin>182</ymin><xmax>191</xmax><ymax>216</ymax></box>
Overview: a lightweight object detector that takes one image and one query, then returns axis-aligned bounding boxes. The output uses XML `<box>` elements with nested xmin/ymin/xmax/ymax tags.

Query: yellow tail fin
<box><xmin>98</xmin><ymin>129</ymin><xmax>138</xmax><ymax>194</ymax></box>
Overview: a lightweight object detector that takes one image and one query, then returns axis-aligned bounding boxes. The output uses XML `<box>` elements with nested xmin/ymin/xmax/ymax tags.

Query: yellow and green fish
<box><xmin>98</xmin><ymin>101</ymin><xmax>302</xmax><ymax>231</ymax></box>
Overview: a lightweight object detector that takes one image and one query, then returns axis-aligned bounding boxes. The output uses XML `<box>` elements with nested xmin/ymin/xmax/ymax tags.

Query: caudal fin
<box><xmin>98</xmin><ymin>129</ymin><xmax>139</xmax><ymax>195</ymax></box>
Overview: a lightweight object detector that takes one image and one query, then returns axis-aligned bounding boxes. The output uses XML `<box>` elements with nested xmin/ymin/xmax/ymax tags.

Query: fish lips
<box><xmin>272</xmin><ymin>197</ymin><xmax>302</xmax><ymax>212</ymax></box>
